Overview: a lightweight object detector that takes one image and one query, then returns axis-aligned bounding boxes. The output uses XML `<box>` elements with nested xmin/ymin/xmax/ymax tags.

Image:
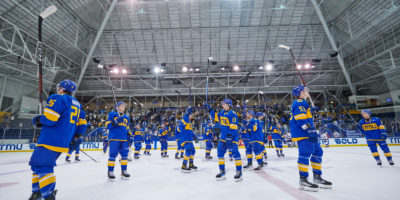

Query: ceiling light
<box><xmin>233</xmin><ymin>65</ymin><xmax>240</xmax><ymax>71</ymax></box>
<box><xmin>208</xmin><ymin>57</ymin><xmax>213</xmax><ymax>60</ymax></box>
<box><xmin>195</xmin><ymin>68</ymin><xmax>200</xmax><ymax>72</ymax></box>
<box><xmin>97</xmin><ymin>64</ymin><xmax>104</xmax><ymax>69</ymax></box>
<box><xmin>189</xmin><ymin>68</ymin><xmax>193</xmax><ymax>72</ymax></box>
<box><xmin>122</xmin><ymin>69</ymin><xmax>127</xmax><ymax>74</ymax></box>
<box><xmin>311</xmin><ymin>65</ymin><xmax>316</xmax><ymax>69</ymax></box>
<box><xmin>305</xmin><ymin>63</ymin><xmax>311</xmax><ymax>69</ymax></box>
<box><xmin>221</xmin><ymin>67</ymin><xmax>225</xmax><ymax>71</ymax></box>
<box><xmin>296</xmin><ymin>64</ymin><xmax>302</xmax><ymax>70</ymax></box>
<box><xmin>265</xmin><ymin>63</ymin><xmax>273</xmax><ymax>71</ymax></box>
<box><xmin>259</xmin><ymin>66</ymin><xmax>263</xmax><ymax>70</ymax></box>
<box><xmin>182</xmin><ymin>66</ymin><xmax>188</xmax><ymax>72</ymax></box>
<box><xmin>154</xmin><ymin>66</ymin><xmax>160</xmax><ymax>74</ymax></box>
<box><xmin>160</xmin><ymin>69</ymin><xmax>165</xmax><ymax>72</ymax></box>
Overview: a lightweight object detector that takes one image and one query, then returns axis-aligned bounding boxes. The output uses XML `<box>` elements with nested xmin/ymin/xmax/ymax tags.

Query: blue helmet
<box><xmin>256</xmin><ymin>112</ymin><xmax>264</xmax><ymax>117</ymax></box>
<box><xmin>115</xmin><ymin>101</ymin><xmax>126</xmax><ymax>109</ymax></box>
<box><xmin>57</xmin><ymin>79</ymin><xmax>77</xmax><ymax>93</ymax></box>
<box><xmin>361</xmin><ymin>109</ymin><xmax>371</xmax><ymax>115</ymax></box>
<box><xmin>221</xmin><ymin>99</ymin><xmax>233</xmax><ymax>107</ymax></box>
<box><xmin>247</xmin><ymin>110</ymin><xmax>255</xmax><ymax>117</ymax></box>
<box><xmin>292</xmin><ymin>85</ymin><xmax>305</xmax><ymax>97</ymax></box>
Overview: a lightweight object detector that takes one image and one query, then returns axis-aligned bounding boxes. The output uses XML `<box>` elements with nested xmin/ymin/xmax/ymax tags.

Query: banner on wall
<box><xmin>1</xmin><ymin>137</ymin><xmax>400</xmax><ymax>152</ymax></box>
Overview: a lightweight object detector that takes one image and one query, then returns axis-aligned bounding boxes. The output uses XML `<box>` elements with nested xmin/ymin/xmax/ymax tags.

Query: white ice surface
<box><xmin>0</xmin><ymin>146</ymin><xmax>399</xmax><ymax>200</ymax></box>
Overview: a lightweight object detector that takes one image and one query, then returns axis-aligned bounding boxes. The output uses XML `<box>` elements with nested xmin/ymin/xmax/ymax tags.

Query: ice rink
<box><xmin>1</xmin><ymin>146</ymin><xmax>399</xmax><ymax>200</ymax></box>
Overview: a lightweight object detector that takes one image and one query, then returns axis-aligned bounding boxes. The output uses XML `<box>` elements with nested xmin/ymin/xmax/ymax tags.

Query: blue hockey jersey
<box><xmin>358</xmin><ymin>117</ymin><xmax>387</xmax><ymax>141</ymax></box>
<box><xmin>203</xmin><ymin>125</ymin><xmax>213</xmax><ymax>141</ymax></box>
<box><xmin>247</xmin><ymin>118</ymin><xmax>263</xmax><ymax>143</ymax></box>
<box><xmin>210</xmin><ymin>109</ymin><xmax>239</xmax><ymax>140</ymax></box>
<box><xmin>159</xmin><ymin>128</ymin><xmax>168</xmax><ymax>140</ymax></box>
<box><xmin>105</xmin><ymin>111</ymin><xmax>132</xmax><ymax>141</ymax></box>
<box><xmin>289</xmin><ymin>99</ymin><xmax>314</xmax><ymax>141</ymax></box>
<box><xmin>271</xmin><ymin>126</ymin><xmax>284</xmax><ymax>140</ymax></box>
<box><xmin>181</xmin><ymin>114</ymin><xmax>195</xmax><ymax>145</ymax></box>
<box><xmin>133</xmin><ymin>128</ymin><xmax>144</xmax><ymax>142</ymax></box>
<box><xmin>36</xmin><ymin>94</ymin><xmax>84</xmax><ymax>153</ymax></box>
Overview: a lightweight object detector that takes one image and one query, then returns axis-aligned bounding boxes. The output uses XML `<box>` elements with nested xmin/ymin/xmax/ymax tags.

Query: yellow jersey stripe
<box><xmin>37</xmin><ymin>144</ymin><xmax>68</xmax><ymax>153</ymax></box>
<box><xmin>44</xmin><ymin>108</ymin><xmax>60</xmax><ymax>121</ymax></box>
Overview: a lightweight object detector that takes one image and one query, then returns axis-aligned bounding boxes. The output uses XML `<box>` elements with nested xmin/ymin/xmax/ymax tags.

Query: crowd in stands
<box><xmin>1</xmin><ymin>103</ymin><xmax>399</xmax><ymax>139</ymax></box>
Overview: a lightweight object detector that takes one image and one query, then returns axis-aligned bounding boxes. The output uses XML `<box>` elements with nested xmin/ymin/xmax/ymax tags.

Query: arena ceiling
<box><xmin>0</xmin><ymin>0</ymin><xmax>399</xmax><ymax>103</ymax></box>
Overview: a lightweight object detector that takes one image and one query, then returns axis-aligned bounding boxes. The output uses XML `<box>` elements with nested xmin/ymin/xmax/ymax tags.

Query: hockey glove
<box><xmin>381</xmin><ymin>133</ymin><xmax>388</xmax><ymax>140</ymax></box>
<box><xmin>32</xmin><ymin>115</ymin><xmax>43</xmax><ymax>127</ymax></box>
<box><xmin>307</xmin><ymin>129</ymin><xmax>319</xmax><ymax>143</ymax></box>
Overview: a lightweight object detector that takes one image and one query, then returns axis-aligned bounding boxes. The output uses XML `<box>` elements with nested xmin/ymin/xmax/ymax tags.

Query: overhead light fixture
<box><xmin>304</xmin><ymin>63</ymin><xmax>311</xmax><ymax>69</ymax></box>
<box><xmin>296</xmin><ymin>64</ymin><xmax>302</xmax><ymax>70</ymax></box>
<box><xmin>233</xmin><ymin>65</ymin><xmax>240</xmax><ymax>71</ymax></box>
<box><xmin>265</xmin><ymin>63</ymin><xmax>273</xmax><ymax>71</ymax></box>
<box><xmin>122</xmin><ymin>69</ymin><xmax>127</xmax><ymax>74</ymax></box>
<box><xmin>195</xmin><ymin>68</ymin><xmax>200</xmax><ymax>72</ymax></box>
<box><xmin>154</xmin><ymin>66</ymin><xmax>161</xmax><ymax>74</ymax></box>
<box><xmin>111</xmin><ymin>68</ymin><xmax>119</xmax><ymax>74</ymax></box>
<box><xmin>259</xmin><ymin>66</ymin><xmax>263</xmax><ymax>70</ymax></box>
<box><xmin>208</xmin><ymin>57</ymin><xmax>213</xmax><ymax>60</ymax></box>
<box><xmin>311</xmin><ymin>65</ymin><xmax>316</xmax><ymax>69</ymax></box>
<box><xmin>40</xmin><ymin>5</ymin><xmax>57</xmax><ymax>19</ymax></box>
<box><xmin>258</xmin><ymin>91</ymin><xmax>264</xmax><ymax>94</ymax></box>
<box><xmin>182</xmin><ymin>66</ymin><xmax>188</xmax><ymax>72</ymax></box>
<box><xmin>160</xmin><ymin>68</ymin><xmax>165</xmax><ymax>73</ymax></box>
<box><xmin>189</xmin><ymin>68</ymin><xmax>193</xmax><ymax>72</ymax></box>
<box><xmin>97</xmin><ymin>64</ymin><xmax>104</xmax><ymax>69</ymax></box>
<box><xmin>220</xmin><ymin>67</ymin><xmax>225</xmax><ymax>71</ymax></box>
<box><xmin>278</xmin><ymin>44</ymin><xmax>291</xmax><ymax>50</ymax></box>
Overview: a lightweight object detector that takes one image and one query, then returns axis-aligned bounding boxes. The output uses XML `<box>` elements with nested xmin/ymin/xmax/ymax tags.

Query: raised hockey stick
<box><xmin>37</xmin><ymin>5</ymin><xmax>57</xmax><ymax>114</ymax></box>
<box><xmin>278</xmin><ymin>44</ymin><xmax>315</xmax><ymax>107</ymax></box>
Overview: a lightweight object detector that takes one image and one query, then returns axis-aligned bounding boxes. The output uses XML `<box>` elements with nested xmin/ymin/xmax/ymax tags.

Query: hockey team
<box><xmin>28</xmin><ymin>80</ymin><xmax>395</xmax><ymax>199</ymax></box>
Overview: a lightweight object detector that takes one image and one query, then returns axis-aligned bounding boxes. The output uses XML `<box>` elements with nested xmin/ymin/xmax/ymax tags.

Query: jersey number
<box><xmin>70</xmin><ymin>106</ymin><xmax>80</xmax><ymax>124</ymax></box>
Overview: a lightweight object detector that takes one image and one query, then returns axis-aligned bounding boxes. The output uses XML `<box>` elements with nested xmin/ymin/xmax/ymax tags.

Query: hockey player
<box><xmin>159</xmin><ymin>124</ymin><xmax>169</xmax><ymax>158</ymax></box>
<box><xmin>205</xmin><ymin>99</ymin><xmax>243</xmax><ymax>181</ymax></box>
<box><xmin>358</xmin><ymin>109</ymin><xmax>394</xmax><ymax>166</ymax></box>
<box><xmin>175</xmin><ymin>120</ymin><xmax>184</xmax><ymax>159</ymax></box>
<box><xmin>181</xmin><ymin>107</ymin><xmax>199</xmax><ymax>172</ymax></box>
<box><xmin>102</xmin><ymin>130</ymin><xmax>109</xmax><ymax>154</ymax></box>
<box><xmin>105</xmin><ymin>102</ymin><xmax>132</xmax><ymax>181</ymax></box>
<box><xmin>203</xmin><ymin>120</ymin><xmax>214</xmax><ymax>159</ymax></box>
<box><xmin>271</xmin><ymin>123</ymin><xmax>285</xmax><ymax>157</ymax></box>
<box><xmin>243</xmin><ymin>110</ymin><xmax>265</xmax><ymax>170</ymax></box>
<box><xmin>290</xmin><ymin>85</ymin><xmax>332</xmax><ymax>191</ymax></box>
<box><xmin>29</xmin><ymin>79</ymin><xmax>83</xmax><ymax>200</ymax></box>
<box><xmin>133</xmin><ymin>124</ymin><xmax>144</xmax><ymax>159</ymax></box>
<box><xmin>65</xmin><ymin>135</ymin><xmax>83</xmax><ymax>163</ymax></box>
<box><xmin>256</xmin><ymin>112</ymin><xmax>268</xmax><ymax>164</ymax></box>
<box><xmin>143</xmin><ymin>131</ymin><xmax>152</xmax><ymax>155</ymax></box>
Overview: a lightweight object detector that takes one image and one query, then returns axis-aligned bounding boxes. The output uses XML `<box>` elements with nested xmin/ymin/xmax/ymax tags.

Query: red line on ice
<box><xmin>0</xmin><ymin>182</ymin><xmax>19</xmax><ymax>188</ymax></box>
<box><xmin>255</xmin><ymin>171</ymin><xmax>318</xmax><ymax>200</ymax></box>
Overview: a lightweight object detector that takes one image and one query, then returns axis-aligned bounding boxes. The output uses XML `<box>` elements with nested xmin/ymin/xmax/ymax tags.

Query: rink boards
<box><xmin>1</xmin><ymin>137</ymin><xmax>400</xmax><ymax>152</ymax></box>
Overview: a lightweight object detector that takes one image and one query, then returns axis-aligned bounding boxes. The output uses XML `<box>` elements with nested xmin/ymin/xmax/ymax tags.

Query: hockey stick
<box><xmin>278</xmin><ymin>45</ymin><xmax>315</xmax><ymax>107</ymax></box>
<box><xmin>37</xmin><ymin>5</ymin><xmax>57</xmax><ymax>114</ymax></box>
<box><xmin>80</xmin><ymin>149</ymin><xmax>99</xmax><ymax>163</ymax></box>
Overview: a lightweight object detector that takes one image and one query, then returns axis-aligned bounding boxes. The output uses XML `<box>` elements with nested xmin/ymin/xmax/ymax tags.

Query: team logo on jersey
<box><xmin>362</xmin><ymin>123</ymin><xmax>378</xmax><ymax>131</ymax></box>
